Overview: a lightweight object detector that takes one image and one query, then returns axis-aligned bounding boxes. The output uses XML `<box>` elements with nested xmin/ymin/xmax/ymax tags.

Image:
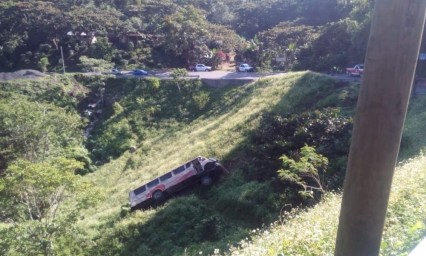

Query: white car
<box><xmin>237</xmin><ymin>63</ymin><xmax>255</xmax><ymax>72</ymax></box>
<box><xmin>191</xmin><ymin>64</ymin><xmax>212</xmax><ymax>72</ymax></box>
<box><xmin>111</xmin><ymin>68</ymin><xmax>123</xmax><ymax>75</ymax></box>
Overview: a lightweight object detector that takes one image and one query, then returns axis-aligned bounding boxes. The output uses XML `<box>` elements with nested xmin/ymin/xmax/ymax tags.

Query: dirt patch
<box><xmin>0</xmin><ymin>69</ymin><xmax>46</xmax><ymax>81</ymax></box>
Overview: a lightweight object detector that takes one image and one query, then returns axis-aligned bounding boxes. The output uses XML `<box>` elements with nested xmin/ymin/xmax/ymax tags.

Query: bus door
<box><xmin>192</xmin><ymin>159</ymin><xmax>203</xmax><ymax>173</ymax></box>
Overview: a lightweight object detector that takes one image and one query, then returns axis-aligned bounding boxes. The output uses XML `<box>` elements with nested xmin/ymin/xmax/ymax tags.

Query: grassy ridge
<box><xmin>86</xmin><ymin>72</ymin><xmax>355</xmax><ymax>214</ymax></box>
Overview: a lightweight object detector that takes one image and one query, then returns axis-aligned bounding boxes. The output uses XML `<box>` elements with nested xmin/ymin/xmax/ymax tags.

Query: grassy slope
<box><xmin>225</xmin><ymin>92</ymin><xmax>426</xmax><ymax>255</ymax></box>
<box><xmin>76</xmin><ymin>71</ymin><xmax>365</xmax><ymax>255</ymax></box>
<box><xmin>399</xmin><ymin>95</ymin><xmax>426</xmax><ymax>161</ymax></box>
<box><xmin>226</xmin><ymin>154</ymin><xmax>426</xmax><ymax>256</ymax></box>
<box><xmin>0</xmin><ymin>74</ymin><xmax>89</xmax><ymax>109</ymax></box>
<box><xmin>83</xmin><ymin>73</ymin><xmax>300</xmax><ymax>220</ymax></box>
<box><xmin>3</xmin><ymin>71</ymin><xmax>423</xmax><ymax>255</ymax></box>
<box><xmin>72</xmin><ymin>72</ymin><xmax>360</xmax><ymax>255</ymax></box>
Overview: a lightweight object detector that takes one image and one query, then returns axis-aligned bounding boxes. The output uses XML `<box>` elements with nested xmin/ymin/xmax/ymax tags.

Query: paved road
<box><xmin>127</xmin><ymin>70</ymin><xmax>361</xmax><ymax>81</ymax></box>
<box><xmin>116</xmin><ymin>70</ymin><xmax>287</xmax><ymax>80</ymax></box>
<box><xmin>327</xmin><ymin>73</ymin><xmax>362</xmax><ymax>82</ymax></box>
<box><xmin>186</xmin><ymin>71</ymin><xmax>286</xmax><ymax>79</ymax></box>
<box><xmin>0</xmin><ymin>69</ymin><xmax>361</xmax><ymax>83</ymax></box>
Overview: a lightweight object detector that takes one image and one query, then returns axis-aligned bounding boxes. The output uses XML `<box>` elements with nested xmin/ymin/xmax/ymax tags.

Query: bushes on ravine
<box><xmin>86</xmin><ymin>78</ymin><xmax>211</xmax><ymax>163</ymax></box>
<box><xmin>243</xmin><ymin>108</ymin><xmax>353</xmax><ymax>190</ymax></box>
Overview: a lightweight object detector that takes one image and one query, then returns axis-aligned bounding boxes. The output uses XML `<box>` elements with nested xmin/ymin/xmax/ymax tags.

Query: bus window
<box><xmin>147</xmin><ymin>179</ymin><xmax>160</xmax><ymax>188</ymax></box>
<box><xmin>160</xmin><ymin>172</ymin><xmax>172</xmax><ymax>181</ymax></box>
<box><xmin>134</xmin><ymin>185</ymin><xmax>146</xmax><ymax>195</ymax></box>
<box><xmin>172</xmin><ymin>166</ymin><xmax>185</xmax><ymax>175</ymax></box>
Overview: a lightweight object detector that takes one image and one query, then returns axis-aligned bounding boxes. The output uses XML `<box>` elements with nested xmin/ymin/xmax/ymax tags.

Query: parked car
<box><xmin>132</xmin><ymin>69</ymin><xmax>148</xmax><ymax>76</ymax></box>
<box><xmin>111</xmin><ymin>68</ymin><xmax>123</xmax><ymax>75</ymax></box>
<box><xmin>129</xmin><ymin>156</ymin><xmax>225</xmax><ymax>211</ymax></box>
<box><xmin>237</xmin><ymin>63</ymin><xmax>255</xmax><ymax>72</ymax></box>
<box><xmin>346</xmin><ymin>64</ymin><xmax>364</xmax><ymax>77</ymax></box>
<box><xmin>191</xmin><ymin>64</ymin><xmax>212</xmax><ymax>72</ymax></box>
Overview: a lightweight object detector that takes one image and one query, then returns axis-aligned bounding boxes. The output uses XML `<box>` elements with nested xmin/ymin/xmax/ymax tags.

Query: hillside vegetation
<box><xmin>77</xmin><ymin>72</ymin><xmax>359</xmax><ymax>256</ymax></box>
<box><xmin>1</xmin><ymin>72</ymin><xmax>425</xmax><ymax>255</ymax></box>
<box><xmin>227</xmin><ymin>154</ymin><xmax>426</xmax><ymax>255</ymax></box>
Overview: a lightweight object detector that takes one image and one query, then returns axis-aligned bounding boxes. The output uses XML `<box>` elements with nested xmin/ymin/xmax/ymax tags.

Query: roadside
<box><xmin>0</xmin><ymin>69</ymin><xmax>46</xmax><ymax>81</ymax></box>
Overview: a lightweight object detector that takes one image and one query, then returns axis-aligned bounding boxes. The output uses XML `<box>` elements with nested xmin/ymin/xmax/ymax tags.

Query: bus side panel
<box><xmin>167</xmin><ymin>168</ymin><xmax>197</xmax><ymax>194</ymax></box>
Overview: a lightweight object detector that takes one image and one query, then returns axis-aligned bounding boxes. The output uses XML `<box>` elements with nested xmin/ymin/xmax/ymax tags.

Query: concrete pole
<box><xmin>335</xmin><ymin>1</ymin><xmax>426</xmax><ymax>256</ymax></box>
<box><xmin>60</xmin><ymin>46</ymin><xmax>66</xmax><ymax>74</ymax></box>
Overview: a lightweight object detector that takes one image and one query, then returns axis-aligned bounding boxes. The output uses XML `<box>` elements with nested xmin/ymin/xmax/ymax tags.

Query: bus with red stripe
<box><xmin>129</xmin><ymin>156</ymin><xmax>224</xmax><ymax>210</ymax></box>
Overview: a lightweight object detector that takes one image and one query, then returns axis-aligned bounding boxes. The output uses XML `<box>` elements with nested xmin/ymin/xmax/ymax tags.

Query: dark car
<box><xmin>132</xmin><ymin>69</ymin><xmax>148</xmax><ymax>76</ymax></box>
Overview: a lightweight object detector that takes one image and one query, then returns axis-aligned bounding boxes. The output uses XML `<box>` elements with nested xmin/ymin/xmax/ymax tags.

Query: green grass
<box><xmin>72</xmin><ymin>71</ymin><xmax>365</xmax><ymax>255</ymax></box>
<box><xmin>74</xmin><ymin>69</ymin><xmax>426</xmax><ymax>255</ymax></box>
<box><xmin>3</xmin><ymin>71</ymin><xmax>424</xmax><ymax>255</ymax></box>
<box><xmin>82</xmin><ymin>71</ymin><xmax>349</xmax><ymax>221</ymax></box>
<box><xmin>80</xmin><ymin>71</ymin><xmax>424</xmax><ymax>255</ymax></box>
<box><xmin>0</xmin><ymin>73</ymin><xmax>90</xmax><ymax>109</ymax></box>
<box><xmin>226</xmin><ymin>154</ymin><xmax>426</xmax><ymax>255</ymax></box>
<box><xmin>83</xmin><ymin>73</ymin><xmax>302</xmax><ymax>219</ymax></box>
<box><xmin>399</xmin><ymin>96</ymin><xmax>426</xmax><ymax>161</ymax></box>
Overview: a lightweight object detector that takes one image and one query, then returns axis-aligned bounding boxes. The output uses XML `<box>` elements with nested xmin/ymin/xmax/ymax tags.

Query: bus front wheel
<box><xmin>153</xmin><ymin>190</ymin><xmax>164</xmax><ymax>202</ymax></box>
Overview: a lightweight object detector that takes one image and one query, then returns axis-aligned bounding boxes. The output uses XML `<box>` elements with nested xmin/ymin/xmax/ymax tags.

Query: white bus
<box><xmin>129</xmin><ymin>156</ymin><xmax>224</xmax><ymax>210</ymax></box>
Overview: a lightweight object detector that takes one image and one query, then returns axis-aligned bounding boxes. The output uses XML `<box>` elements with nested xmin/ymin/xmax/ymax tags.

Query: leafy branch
<box><xmin>278</xmin><ymin>145</ymin><xmax>328</xmax><ymax>199</ymax></box>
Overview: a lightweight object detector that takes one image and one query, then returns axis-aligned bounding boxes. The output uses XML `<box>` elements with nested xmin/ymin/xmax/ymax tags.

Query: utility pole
<box><xmin>60</xmin><ymin>46</ymin><xmax>66</xmax><ymax>74</ymax></box>
<box><xmin>335</xmin><ymin>1</ymin><xmax>426</xmax><ymax>256</ymax></box>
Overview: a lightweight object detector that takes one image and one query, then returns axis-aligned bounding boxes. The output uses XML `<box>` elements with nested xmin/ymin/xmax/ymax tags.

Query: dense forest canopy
<box><xmin>0</xmin><ymin>0</ymin><xmax>391</xmax><ymax>73</ymax></box>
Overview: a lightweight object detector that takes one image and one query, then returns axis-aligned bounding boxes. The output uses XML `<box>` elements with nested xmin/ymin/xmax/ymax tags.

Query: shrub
<box><xmin>89</xmin><ymin>118</ymin><xmax>133</xmax><ymax>161</ymax></box>
<box><xmin>170</xmin><ymin>68</ymin><xmax>188</xmax><ymax>79</ymax></box>
<box><xmin>192</xmin><ymin>91</ymin><xmax>210</xmax><ymax>110</ymax></box>
<box><xmin>194</xmin><ymin>215</ymin><xmax>225</xmax><ymax>241</ymax></box>
<box><xmin>78</xmin><ymin>56</ymin><xmax>114</xmax><ymax>72</ymax></box>
<box><xmin>278</xmin><ymin>145</ymin><xmax>328</xmax><ymax>199</ymax></box>
<box><xmin>37</xmin><ymin>57</ymin><xmax>49</xmax><ymax>72</ymax></box>
<box><xmin>245</xmin><ymin>108</ymin><xmax>352</xmax><ymax>188</ymax></box>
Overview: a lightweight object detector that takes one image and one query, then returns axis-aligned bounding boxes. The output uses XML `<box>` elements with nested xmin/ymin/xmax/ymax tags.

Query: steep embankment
<box><xmin>79</xmin><ymin>71</ymin><xmax>361</xmax><ymax>255</ymax></box>
<box><xmin>81</xmin><ymin>73</ymin><xmax>309</xmax><ymax>252</ymax></box>
<box><xmin>226</xmin><ymin>154</ymin><xmax>426</xmax><ymax>255</ymax></box>
<box><xmin>221</xmin><ymin>85</ymin><xmax>426</xmax><ymax>256</ymax></box>
<box><xmin>2</xmin><ymin>72</ymin><xmax>424</xmax><ymax>255</ymax></box>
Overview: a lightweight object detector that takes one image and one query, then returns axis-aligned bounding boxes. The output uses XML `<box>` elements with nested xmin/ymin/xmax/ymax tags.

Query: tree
<box><xmin>159</xmin><ymin>6</ymin><xmax>210</xmax><ymax>66</ymax></box>
<box><xmin>38</xmin><ymin>57</ymin><xmax>49</xmax><ymax>72</ymax></box>
<box><xmin>258</xmin><ymin>22</ymin><xmax>318</xmax><ymax>70</ymax></box>
<box><xmin>170</xmin><ymin>68</ymin><xmax>188</xmax><ymax>79</ymax></box>
<box><xmin>0</xmin><ymin>97</ymin><xmax>85</xmax><ymax>170</ymax></box>
<box><xmin>0</xmin><ymin>158</ymin><xmax>100</xmax><ymax>255</ymax></box>
<box><xmin>78</xmin><ymin>56</ymin><xmax>114</xmax><ymax>72</ymax></box>
<box><xmin>89</xmin><ymin>37</ymin><xmax>115</xmax><ymax>61</ymax></box>
<box><xmin>170</xmin><ymin>68</ymin><xmax>188</xmax><ymax>92</ymax></box>
<box><xmin>299</xmin><ymin>19</ymin><xmax>356</xmax><ymax>71</ymax></box>
<box><xmin>278</xmin><ymin>145</ymin><xmax>328</xmax><ymax>199</ymax></box>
